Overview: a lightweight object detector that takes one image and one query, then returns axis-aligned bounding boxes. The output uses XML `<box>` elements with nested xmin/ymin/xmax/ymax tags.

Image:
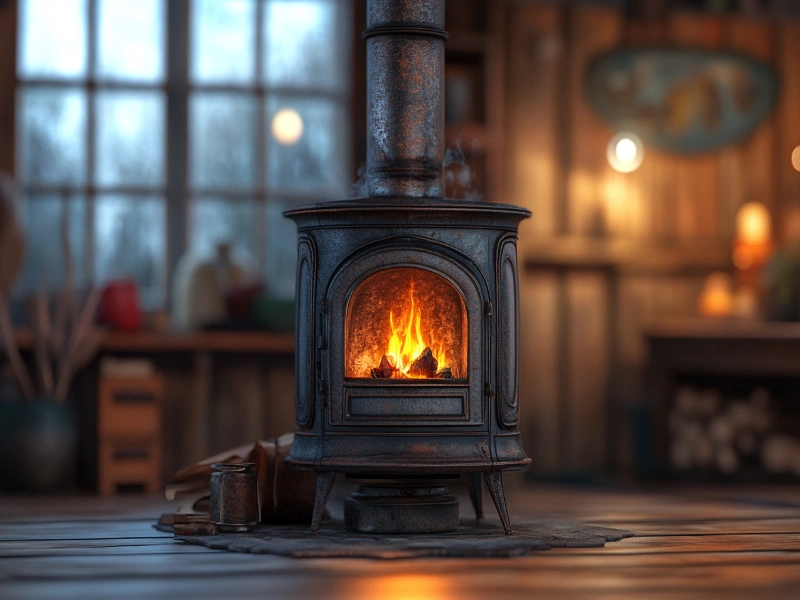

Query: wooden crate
<box><xmin>98</xmin><ymin>376</ymin><xmax>164</xmax><ymax>496</ymax></box>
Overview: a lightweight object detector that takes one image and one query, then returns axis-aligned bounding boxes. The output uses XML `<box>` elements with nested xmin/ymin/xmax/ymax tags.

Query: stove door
<box><xmin>326</xmin><ymin>245</ymin><xmax>488</xmax><ymax>429</ymax></box>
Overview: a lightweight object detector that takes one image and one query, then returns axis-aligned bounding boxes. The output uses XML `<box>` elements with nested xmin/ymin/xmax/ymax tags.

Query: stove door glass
<box><xmin>344</xmin><ymin>267</ymin><xmax>468</xmax><ymax>380</ymax></box>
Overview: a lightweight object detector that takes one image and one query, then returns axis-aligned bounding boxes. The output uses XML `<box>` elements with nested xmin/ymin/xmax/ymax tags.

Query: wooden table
<box><xmin>3</xmin><ymin>483</ymin><xmax>800</xmax><ymax>599</ymax></box>
<box><xmin>14</xmin><ymin>329</ymin><xmax>297</xmax><ymax>486</ymax></box>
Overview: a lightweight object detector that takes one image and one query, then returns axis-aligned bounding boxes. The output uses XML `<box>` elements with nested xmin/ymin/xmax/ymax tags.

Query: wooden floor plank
<box><xmin>2</xmin><ymin>485</ymin><xmax>800</xmax><ymax>600</ymax></box>
<box><xmin>592</xmin><ymin>518</ymin><xmax>800</xmax><ymax>536</ymax></box>
<box><xmin>0</xmin><ymin>523</ymin><xmax>171</xmax><ymax>542</ymax></box>
<box><xmin>3</xmin><ymin>560</ymin><xmax>800</xmax><ymax>600</ymax></box>
<box><xmin>550</xmin><ymin>533</ymin><xmax>800</xmax><ymax>555</ymax></box>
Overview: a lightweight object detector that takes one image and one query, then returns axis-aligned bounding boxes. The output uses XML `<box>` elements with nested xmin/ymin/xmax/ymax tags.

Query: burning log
<box><xmin>379</xmin><ymin>355</ymin><xmax>396</xmax><ymax>378</ymax></box>
<box><xmin>435</xmin><ymin>368</ymin><xmax>452</xmax><ymax>379</ymax></box>
<box><xmin>409</xmin><ymin>347</ymin><xmax>438</xmax><ymax>378</ymax></box>
<box><xmin>371</xmin><ymin>350</ymin><xmax>448</xmax><ymax>379</ymax></box>
<box><xmin>371</xmin><ymin>355</ymin><xmax>398</xmax><ymax>379</ymax></box>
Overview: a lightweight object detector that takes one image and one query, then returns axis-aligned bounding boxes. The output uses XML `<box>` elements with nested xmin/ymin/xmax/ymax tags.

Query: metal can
<box><xmin>209</xmin><ymin>463</ymin><xmax>260</xmax><ymax>532</ymax></box>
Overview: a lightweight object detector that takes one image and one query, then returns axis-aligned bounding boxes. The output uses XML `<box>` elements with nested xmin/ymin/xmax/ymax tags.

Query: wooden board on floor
<box><xmin>3</xmin><ymin>485</ymin><xmax>800</xmax><ymax>600</ymax></box>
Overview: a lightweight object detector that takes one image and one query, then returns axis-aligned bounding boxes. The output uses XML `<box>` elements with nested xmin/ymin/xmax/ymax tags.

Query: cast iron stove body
<box><xmin>285</xmin><ymin>0</ymin><xmax>530</xmax><ymax>534</ymax></box>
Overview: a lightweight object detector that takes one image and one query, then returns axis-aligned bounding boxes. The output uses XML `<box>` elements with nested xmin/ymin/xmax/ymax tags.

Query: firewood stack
<box><xmin>668</xmin><ymin>386</ymin><xmax>800</xmax><ymax>478</ymax></box>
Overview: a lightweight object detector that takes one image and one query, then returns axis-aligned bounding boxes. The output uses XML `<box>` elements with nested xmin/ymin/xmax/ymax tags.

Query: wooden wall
<box><xmin>506</xmin><ymin>4</ymin><xmax>800</xmax><ymax>474</ymax></box>
<box><xmin>0</xmin><ymin>0</ymin><xmax>16</xmax><ymax>175</ymax></box>
<box><xmin>159</xmin><ymin>354</ymin><xmax>296</xmax><ymax>479</ymax></box>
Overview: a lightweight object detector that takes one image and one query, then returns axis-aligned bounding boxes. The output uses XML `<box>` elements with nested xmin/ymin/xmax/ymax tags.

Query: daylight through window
<box><xmin>16</xmin><ymin>0</ymin><xmax>351</xmax><ymax>306</ymax></box>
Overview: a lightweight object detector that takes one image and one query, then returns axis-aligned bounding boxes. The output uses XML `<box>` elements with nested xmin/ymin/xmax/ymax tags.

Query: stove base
<box><xmin>344</xmin><ymin>485</ymin><xmax>459</xmax><ymax>534</ymax></box>
<box><xmin>310</xmin><ymin>472</ymin><xmax>513</xmax><ymax>534</ymax></box>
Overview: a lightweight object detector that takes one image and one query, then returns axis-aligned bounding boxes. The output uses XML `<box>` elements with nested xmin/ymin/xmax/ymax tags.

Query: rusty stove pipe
<box><xmin>365</xmin><ymin>0</ymin><xmax>446</xmax><ymax>198</ymax></box>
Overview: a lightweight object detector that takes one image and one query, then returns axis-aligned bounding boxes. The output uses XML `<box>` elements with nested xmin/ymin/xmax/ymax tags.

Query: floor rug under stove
<box><xmin>176</xmin><ymin>519</ymin><xmax>634</xmax><ymax>559</ymax></box>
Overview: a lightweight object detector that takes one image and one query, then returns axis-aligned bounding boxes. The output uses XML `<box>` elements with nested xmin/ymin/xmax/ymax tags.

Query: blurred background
<box><xmin>1</xmin><ymin>0</ymin><xmax>800</xmax><ymax>495</ymax></box>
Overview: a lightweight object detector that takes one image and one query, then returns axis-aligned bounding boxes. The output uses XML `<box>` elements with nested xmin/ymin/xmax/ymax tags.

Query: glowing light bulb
<box><xmin>607</xmin><ymin>132</ymin><xmax>643</xmax><ymax>173</ymax></box>
<box><xmin>615</xmin><ymin>138</ymin><xmax>637</xmax><ymax>163</ymax></box>
<box><xmin>271</xmin><ymin>108</ymin><xmax>303</xmax><ymax>146</ymax></box>
<box><xmin>792</xmin><ymin>145</ymin><xmax>800</xmax><ymax>172</ymax></box>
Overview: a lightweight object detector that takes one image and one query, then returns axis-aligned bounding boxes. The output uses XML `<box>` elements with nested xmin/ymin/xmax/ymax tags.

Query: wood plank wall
<box><xmin>506</xmin><ymin>4</ymin><xmax>800</xmax><ymax>474</ymax></box>
<box><xmin>0</xmin><ymin>0</ymin><xmax>16</xmax><ymax>175</ymax></box>
<box><xmin>160</xmin><ymin>356</ymin><xmax>296</xmax><ymax>480</ymax></box>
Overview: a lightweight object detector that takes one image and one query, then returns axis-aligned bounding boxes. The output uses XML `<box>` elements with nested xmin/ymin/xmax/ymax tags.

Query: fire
<box><xmin>380</xmin><ymin>284</ymin><xmax>447</xmax><ymax>379</ymax></box>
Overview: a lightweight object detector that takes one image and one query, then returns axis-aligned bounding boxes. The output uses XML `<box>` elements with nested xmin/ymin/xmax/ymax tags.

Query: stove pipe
<box><xmin>365</xmin><ymin>0</ymin><xmax>446</xmax><ymax>198</ymax></box>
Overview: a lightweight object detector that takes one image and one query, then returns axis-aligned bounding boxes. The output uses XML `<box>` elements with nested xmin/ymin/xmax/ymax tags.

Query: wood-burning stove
<box><xmin>285</xmin><ymin>0</ymin><xmax>530</xmax><ymax>534</ymax></box>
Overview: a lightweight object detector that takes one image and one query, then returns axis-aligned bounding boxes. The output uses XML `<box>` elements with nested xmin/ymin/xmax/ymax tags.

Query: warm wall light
<box><xmin>736</xmin><ymin>201</ymin><xmax>771</xmax><ymax>246</ymax></box>
<box><xmin>607</xmin><ymin>132</ymin><xmax>644</xmax><ymax>173</ymax></box>
<box><xmin>732</xmin><ymin>201</ymin><xmax>774</xmax><ymax>295</ymax></box>
<box><xmin>792</xmin><ymin>145</ymin><xmax>800</xmax><ymax>172</ymax></box>
<box><xmin>698</xmin><ymin>271</ymin><xmax>733</xmax><ymax>317</ymax></box>
<box><xmin>271</xmin><ymin>108</ymin><xmax>303</xmax><ymax>145</ymax></box>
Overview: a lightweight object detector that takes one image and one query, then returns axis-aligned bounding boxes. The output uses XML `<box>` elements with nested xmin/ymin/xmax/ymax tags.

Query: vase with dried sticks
<box><xmin>0</xmin><ymin>178</ymin><xmax>104</xmax><ymax>491</ymax></box>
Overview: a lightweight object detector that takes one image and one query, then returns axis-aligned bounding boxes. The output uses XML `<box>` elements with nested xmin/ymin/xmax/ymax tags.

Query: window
<box><xmin>16</xmin><ymin>0</ymin><xmax>351</xmax><ymax>306</ymax></box>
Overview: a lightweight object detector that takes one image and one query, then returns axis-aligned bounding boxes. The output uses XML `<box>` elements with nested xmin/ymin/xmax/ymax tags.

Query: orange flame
<box><xmin>385</xmin><ymin>284</ymin><xmax>446</xmax><ymax>378</ymax></box>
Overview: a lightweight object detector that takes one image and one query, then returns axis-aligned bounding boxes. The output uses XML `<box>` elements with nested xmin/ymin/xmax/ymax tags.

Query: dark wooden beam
<box><xmin>0</xmin><ymin>0</ymin><xmax>17</xmax><ymax>175</ymax></box>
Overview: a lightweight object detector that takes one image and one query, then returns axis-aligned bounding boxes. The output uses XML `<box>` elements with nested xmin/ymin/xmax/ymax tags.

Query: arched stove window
<box><xmin>344</xmin><ymin>268</ymin><xmax>468</xmax><ymax>380</ymax></box>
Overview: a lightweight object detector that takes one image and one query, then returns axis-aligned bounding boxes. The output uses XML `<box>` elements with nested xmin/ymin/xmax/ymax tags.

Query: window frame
<box><xmin>6</xmin><ymin>0</ymin><xmax>353</xmax><ymax>307</ymax></box>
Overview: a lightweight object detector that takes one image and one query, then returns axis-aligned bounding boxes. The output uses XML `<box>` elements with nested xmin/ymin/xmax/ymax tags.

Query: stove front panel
<box><xmin>327</xmin><ymin>241</ymin><xmax>489</xmax><ymax>429</ymax></box>
<box><xmin>284</xmin><ymin>199</ymin><xmax>531</xmax><ymax>475</ymax></box>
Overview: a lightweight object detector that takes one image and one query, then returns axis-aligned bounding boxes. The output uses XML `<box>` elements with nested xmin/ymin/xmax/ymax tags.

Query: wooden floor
<box><xmin>2</xmin><ymin>482</ymin><xmax>800</xmax><ymax>599</ymax></box>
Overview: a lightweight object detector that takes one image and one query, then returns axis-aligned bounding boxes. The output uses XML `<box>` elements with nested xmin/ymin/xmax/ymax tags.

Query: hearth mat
<box><xmin>175</xmin><ymin>519</ymin><xmax>633</xmax><ymax>559</ymax></box>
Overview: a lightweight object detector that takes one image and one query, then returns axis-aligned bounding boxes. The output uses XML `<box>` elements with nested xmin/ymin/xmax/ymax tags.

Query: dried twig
<box><xmin>0</xmin><ymin>297</ymin><xmax>34</xmax><ymax>399</ymax></box>
<box><xmin>0</xmin><ymin>180</ymin><xmax>104</xmax><ymax>402</ymax></box>
<box><xmin>69</xmin><ymin>328</ymin><xmax>105</xmax><ymax>375</ymax></box>
<box><xmin>54</xmin><ymin>287</ymin><xmax>102</xmax><ymax>402</ymax></box>
<box><xmin>50</xmin><ymin>286</ymin><xmax>69</xmax><ymax>360</ymax></box>
<box><xmin>26</xmin><ymin>294</ymin><xmax>54</xmax><ymax>396</ymax></box>
<box><xmin>51</xmin><ymin>197</ymin><xmax>77</xmax><ymax>396</ymax></box>
<box><xmin>0</xmin><ymin>172</ymin><xmax>31</xmax><ymax>398</ymax></box>
<box><xmin>60</xmin><ymin>189</ymin><xmax>79</xmax><ymax>330</ymax></box>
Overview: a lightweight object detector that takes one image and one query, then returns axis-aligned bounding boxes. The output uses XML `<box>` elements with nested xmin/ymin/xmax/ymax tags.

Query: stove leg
<box><xmin>466</xmin><ymin>472</ymin><xmax>483</xmax><ymax>521</ymax></box>
<box><xmin>310</xmin><ymin>472</ymin><xmax>336</xmax><ymax>533</ymax></box>
<box><xmin>484</xmin><ymin>472</ymin><xmax>512</xmax><ymax>534</ymax></box>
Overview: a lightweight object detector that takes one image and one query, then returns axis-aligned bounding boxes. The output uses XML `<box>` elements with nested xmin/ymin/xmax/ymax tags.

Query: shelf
<box><xmin>645</xmin><ymin>318</ymin><xmax>800</xmax><ymax>341</ymax></box>
<box><xmin>524</xmin><ymin>236</ymin><xmax>732</xmax><ymax>276</ymax></box>
<box><xmin>14</xmin><ymin>329</ymin><xmax>296</xmax><ymax>354</ymax></box>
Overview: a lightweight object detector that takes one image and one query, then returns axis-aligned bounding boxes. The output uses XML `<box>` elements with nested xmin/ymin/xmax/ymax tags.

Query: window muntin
<box><xmin>16</xmin><ymin>0</ymin><xmax>350</xmax><ymax>307</ymax></box>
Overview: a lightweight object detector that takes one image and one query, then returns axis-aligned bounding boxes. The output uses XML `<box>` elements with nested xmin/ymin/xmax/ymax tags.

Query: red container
<box><xmin>98</xmin><ymin>279</ymin><xmax>142</xmax><ymax>332</ymax></box>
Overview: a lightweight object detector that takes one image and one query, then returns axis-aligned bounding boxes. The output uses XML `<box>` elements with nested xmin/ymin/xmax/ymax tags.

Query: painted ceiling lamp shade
<box><xmin>586</xmin><ymin>49</ymin><xmax>779</xmax><ymax>154</ymax></box>
<box><xmin>792</xmin><ymin>145</ymin><xmax>800</xmax><ymax>172</ymax></box>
